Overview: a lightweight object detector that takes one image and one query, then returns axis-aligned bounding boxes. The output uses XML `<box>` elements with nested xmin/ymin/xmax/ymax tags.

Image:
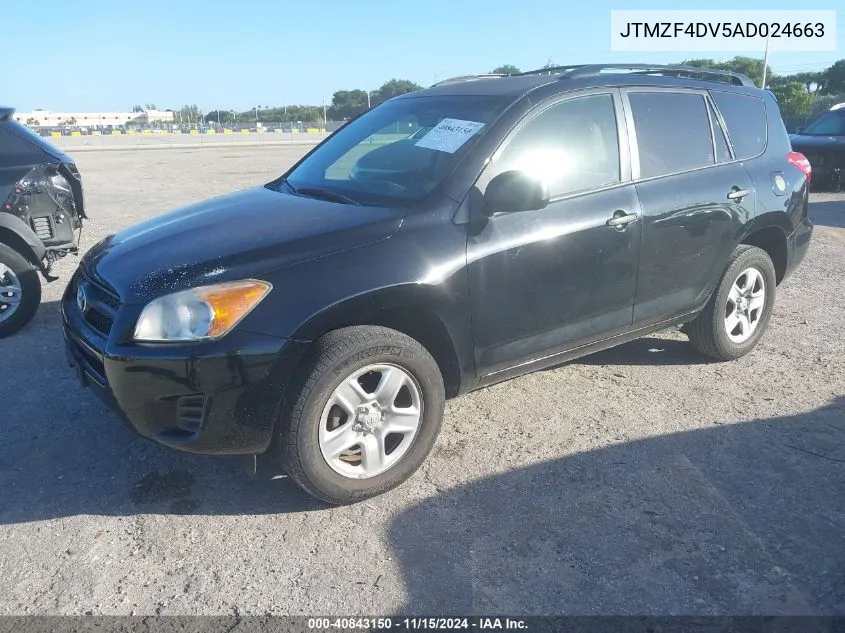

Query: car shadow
<box><xmin>809</xmin><ymin>199</ymin><xmax>845</xmax><ymax>230</ymax></box>
<box><xmin>388</xmin><ymin>396</ymin><xmax>845</xmax><ymax>614</ymax></box>
<box><xmin>0</xmin><ymin>300</ymin><xmax>321</xmax><ymax>524</ymax></box>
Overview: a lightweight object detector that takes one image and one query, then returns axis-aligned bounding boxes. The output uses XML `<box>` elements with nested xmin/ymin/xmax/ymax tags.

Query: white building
<box><xmin>12</xmin><ymin>109</ymin><xmax>174</xmax><ymax>128</ymax></box>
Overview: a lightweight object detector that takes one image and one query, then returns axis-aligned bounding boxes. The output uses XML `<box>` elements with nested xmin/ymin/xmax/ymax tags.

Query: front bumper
<box><xmin>62</xmin><ymin>277</ymin><xmax>307</xmax><ymax>455</ymax></box>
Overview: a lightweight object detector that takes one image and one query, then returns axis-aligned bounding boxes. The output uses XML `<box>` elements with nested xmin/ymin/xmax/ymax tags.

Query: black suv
<box><xmin>789</xmin><ymin>105</ymin><xmax>845</xmax><ymax>192</ymax></box>
<box><xmin>1</xmin><ymin>108</ymin><xmax>86</xmax><ymax>336</ymax></box>
<box><xmin>63</xmin><ymin>65</ymin><xmax>813</xmax><ymax>504</ymax></box>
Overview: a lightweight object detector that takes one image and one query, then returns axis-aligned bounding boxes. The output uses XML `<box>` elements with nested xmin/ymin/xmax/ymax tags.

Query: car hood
<box><xmin>81</xmin><ymin>186</ymin><xmax>404</xmax><ymax>303</ymax></box>
<box><xmin>789</xmin><ymin>134</ymin><xmax>845</xmax><ymax>152</ymax></box>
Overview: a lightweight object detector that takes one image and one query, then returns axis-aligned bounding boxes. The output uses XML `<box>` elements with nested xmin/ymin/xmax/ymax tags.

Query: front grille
<box><xmin>75</xmin><ymin>273</ymin><xmax>121</xmax><ymax>337</ymax></box>
<box><xmin>31</xmin><ymin>216</ymin><xmax>53</xmax><ymax>240</ymax></box>
<box><xmin>85</xmin><ymin>309</ymin><xmax>113</xmax><ymax>336</ymax></box>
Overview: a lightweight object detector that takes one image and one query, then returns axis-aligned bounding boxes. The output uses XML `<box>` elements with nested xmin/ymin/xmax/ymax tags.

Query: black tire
<box><xmin>687</xmin><ymin>245</ymin><xmax>776</xmax><ymax>361</ymax></box>
<box><xmin>0</xmin><ymin>243</ymin><xmax>41</xmax><ymax>338</ymax></box>
<box><xmin>279</xmin><ymin>326</ymin><xmax>445</xmax><ymax>505</ymax></box>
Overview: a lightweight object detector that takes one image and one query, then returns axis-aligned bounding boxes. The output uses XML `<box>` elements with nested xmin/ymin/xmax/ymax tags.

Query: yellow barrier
<box><xmin>291</xmin><ymin>129</ymin><xmax>300</xmax><ymax>134</ymax></box>
<box><xmin>172</xmin><ymin>130</ymin><xmax>181</xmax><ymax>135</ymax></box>
<box><xmin>92</xmin><ymin>131</ymin><xmax>102</xmax><ymax>136</ymax></box>
<box><xmin>306</xmin><ymin>128</ymin><xmax>320</xmax><ymax>134</ymax></box>
<box><xmin>70</xmin><ymin>131</ymin><xmax>81</xmax><ymax>136</ymax></box>
<box><xmin>51</xmin><ymin>132</ymin><xmax>61</xmax><ymax>137</ymax></box>
<box><xmin>111</xmin><ymin>130</ymin><xmax>122</xmax><ymax>135</ymax></box>
<box><xmin>223</xmin><ymin>129</ymin><xmax>233</xmax><ymax>134</ymax></box>
<box><xmin>241</xmin><ymin>129</ymin><xmax>250</xmax><ymax>134</ymax></box>
<box><xmin>141</xmin><ymin>130</ymin><xmax>151</xmax><ymax>135</ymax></box>
<box><xmin>190</xmin><ymin>129</ymin><xmax>199</xmax><ymax>135</ymax></box>
<box><xmin>206</xmin><ymin>129</ymin><xmax>216</xmax><ymax>135</ymax></box>
<box><xmin>126</xmin><ymin>130</ymin><xmax>136</xmax><ymax>135</ymax></box>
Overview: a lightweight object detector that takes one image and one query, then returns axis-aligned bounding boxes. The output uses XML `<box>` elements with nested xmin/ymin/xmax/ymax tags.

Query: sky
<box><xmin>5</xmin><ymin>0</ymin><xmax>843</xmax><ymax>113</ymax></box>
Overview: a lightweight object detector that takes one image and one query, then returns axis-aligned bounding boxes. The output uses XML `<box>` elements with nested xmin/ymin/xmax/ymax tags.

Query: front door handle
<box><xmin>727</xmin><ymin>186</ymin><xmax>751</xmax><ymax>201</ymax></box>
<box><xmin>606</xmin><ymin>210</ymin><xmax>639</xmax><ymax>229</ymax></box>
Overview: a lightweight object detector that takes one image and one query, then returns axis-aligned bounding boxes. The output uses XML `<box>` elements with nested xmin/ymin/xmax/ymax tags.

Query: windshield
<box><xmin>280</xmin><ymin>95</ymin><xmax>510</xmax><ymax>207</ymax></box>
<box><xmin>801</xmin><ymin>110</ymin><xmax>845</xmax><ymax>136</ymax></box>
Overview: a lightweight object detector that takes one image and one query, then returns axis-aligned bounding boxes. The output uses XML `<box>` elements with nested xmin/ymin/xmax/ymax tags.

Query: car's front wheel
<box><xmin>686</xmin><ymin>245</ymin><xmax>776</xmax><ymax>361</ymax></box>
<box><xmin>279</xmin><ymin>326</ymin><xmax>445</xmax><ymax>504</ymax></box>
<box><xmin>0</xmin><ymin>244</ymin><xmax>41</xmax><ymax>338</ymax></box>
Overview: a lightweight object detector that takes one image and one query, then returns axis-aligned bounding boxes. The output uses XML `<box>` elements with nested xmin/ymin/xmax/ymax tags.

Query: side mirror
<box><xmin>796</xmin><ymin>126</ymin><xmax>805</xmax><ymax>134</ymax></box>
<box><xmin>484</xmin><ymin>170</ymin><xmax>550</xmax><ymax>216</ymax></box>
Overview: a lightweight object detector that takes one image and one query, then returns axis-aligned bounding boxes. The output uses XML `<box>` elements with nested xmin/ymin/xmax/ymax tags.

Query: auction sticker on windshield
<box><xmin>414</xmin><ymin>119</ymin><xmax>485</xmax><ymax>153</ymax></box>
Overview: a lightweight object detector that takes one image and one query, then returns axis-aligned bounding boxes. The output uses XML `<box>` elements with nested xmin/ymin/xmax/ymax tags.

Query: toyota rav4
<box><xmin>63</xmin><ymin>64</ymin><xmax>813</xmax><ymax>504</ymax></box>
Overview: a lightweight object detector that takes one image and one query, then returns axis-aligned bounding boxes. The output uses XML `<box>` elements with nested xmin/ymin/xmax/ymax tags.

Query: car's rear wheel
<box><xmin>0</xmin><ymin>244</ymin><xmax>41</xmax><ymax>338</ymax></box>
<box><xmin>279</xmin><ymin>326</ymin><xmax>445</xmax><ymax>504</ymax></box>
<box><xmin>686</xmin><ymin>245</ymin><xmax>776</xmax><ymax>361</ymax></box>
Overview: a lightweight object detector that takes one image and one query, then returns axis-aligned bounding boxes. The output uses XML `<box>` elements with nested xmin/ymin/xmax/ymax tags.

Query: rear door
<box><xmin>625</xmin><ymin>88</ymin><xmax>755</xmax><ymax>327</ymax></box>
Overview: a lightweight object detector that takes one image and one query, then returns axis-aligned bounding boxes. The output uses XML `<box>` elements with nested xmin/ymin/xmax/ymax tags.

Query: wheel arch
<box><xmin>289</xmin><ymin>287</ymin><xmax>467</xmax><ymax>399</ymax></box>
<box><xmin>740</xmin><ymin>220</ymin><xmax>789</xmax><ymax>285</ymax></box>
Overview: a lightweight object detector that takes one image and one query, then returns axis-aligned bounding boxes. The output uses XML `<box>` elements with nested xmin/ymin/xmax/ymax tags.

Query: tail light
<box><xmin>787</xmin><ymin>151</ymin><xmax>812</xmax><ymax>183</ymax></box>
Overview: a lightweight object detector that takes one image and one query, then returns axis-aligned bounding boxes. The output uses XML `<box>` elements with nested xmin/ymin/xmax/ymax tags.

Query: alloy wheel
<box><xmin>724</xmin><ymin>266</ymin><xmax>766</xmax><ymax>344</ymax></box>
<box><xmin>0</xmin><ymin>263</ymin><xmax>22</xmax><ymax>324</ymax></box>
<box><xmin>318</xmin><ymin>363</ymin><xmax>423</xmax><ymax>479</ymax></box>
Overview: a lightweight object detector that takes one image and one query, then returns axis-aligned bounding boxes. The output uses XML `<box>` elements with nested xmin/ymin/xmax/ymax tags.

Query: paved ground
<box><xmin>1</xmin><ymin>146</ymin><xmax>843</xmax><ymax>615</ymax></box>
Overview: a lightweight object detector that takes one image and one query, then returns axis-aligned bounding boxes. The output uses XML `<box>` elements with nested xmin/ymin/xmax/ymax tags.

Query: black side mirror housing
<box><xmin>484</xmin><ymin>170</ymin><xmax>550</xmax><ymax>216</ymax></box>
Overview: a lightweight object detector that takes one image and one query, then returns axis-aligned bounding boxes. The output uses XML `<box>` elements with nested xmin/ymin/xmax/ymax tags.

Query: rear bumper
<box><xmin>784</xmin><ymin>216</ymin><xmax>814</xmax><ymax>281</ymax></box>
<box><xmin>62</xmin><ymin>286</ymin><xmax>308</xmax><ymax>455</ymax></box>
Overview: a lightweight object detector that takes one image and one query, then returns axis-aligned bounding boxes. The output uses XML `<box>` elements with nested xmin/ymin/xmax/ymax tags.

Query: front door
<box><xmin>467</xmin><ymin>91</ymin><xmax>642</xmax><ymax>380</ymax></box>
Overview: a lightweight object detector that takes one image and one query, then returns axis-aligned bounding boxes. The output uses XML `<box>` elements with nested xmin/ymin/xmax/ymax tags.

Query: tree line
<box><xmin>200</xmin><ymin>79</ymin><xmax>424</xmax><ymax>125</ymax></box>
<box><xmin>138</xmin><ymin>59</ymin><xmax>843</xmax><ymax>126</ymax></box>
<box><xmin>491</xmin><ymin>59</ymin><xmax>845</xmax><ymax>117</ymax></box>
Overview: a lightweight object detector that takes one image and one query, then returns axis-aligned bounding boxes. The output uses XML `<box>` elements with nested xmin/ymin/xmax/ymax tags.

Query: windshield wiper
<box><xmin>294</xmin><ymin>187</ymin><xmax>361</xmax><ymax>206</ymax></box>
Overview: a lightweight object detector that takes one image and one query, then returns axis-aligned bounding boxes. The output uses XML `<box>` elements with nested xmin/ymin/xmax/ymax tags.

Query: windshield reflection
<box><xmin>281</xmin><ymin>95</ymin><xmax>509</xmax><ymax>207</ymax></box>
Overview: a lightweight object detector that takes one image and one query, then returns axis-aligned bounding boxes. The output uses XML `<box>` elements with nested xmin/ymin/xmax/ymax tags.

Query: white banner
<box><xmin>610</xmin><ymin>10</ymin><xmax>837</xmax><ymax>52</ymax></box>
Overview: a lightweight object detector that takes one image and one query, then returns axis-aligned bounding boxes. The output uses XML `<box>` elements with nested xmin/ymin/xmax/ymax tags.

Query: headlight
<box><xmin>133</xmin><ymin>279</ymin><xmax>272</xmax><ymax>342</ymax></box>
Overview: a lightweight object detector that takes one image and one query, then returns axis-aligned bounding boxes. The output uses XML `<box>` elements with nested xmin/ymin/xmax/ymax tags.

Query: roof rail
<box><xmin>513</xmin><ymin>65</ymin><xmax>587</xmax><ymax>77</ymax></box>
<box><xmin>0</xmin><ymin>107</ymin><xmax>14</xmax><ymax>121</ymax></box>
<box><xmin>563</xmin><ymin>64</ymin><xmax>756</xmax><ymax>87</ymax></box>
<box><xmin>432</xmin><ymin>74</ymin><xmax>507</xmax><ymax>86</ymax></box>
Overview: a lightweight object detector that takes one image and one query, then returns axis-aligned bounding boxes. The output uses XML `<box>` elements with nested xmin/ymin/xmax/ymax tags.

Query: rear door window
<box><xmin>710</xmin><ymin>91</ymin><xmax>767</xmax><ymax>159</ymax></box>
<box><xmin>628</xmin><ymin>92</ymin><xmax>715</xmax><ymax>179</ymax></box>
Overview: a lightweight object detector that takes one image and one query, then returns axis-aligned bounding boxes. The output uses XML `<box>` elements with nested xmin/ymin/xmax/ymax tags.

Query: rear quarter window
<box><xmin>710</xmin><ymin>91</ymin><xmax>767</xmax><ymax>160</ymax></box>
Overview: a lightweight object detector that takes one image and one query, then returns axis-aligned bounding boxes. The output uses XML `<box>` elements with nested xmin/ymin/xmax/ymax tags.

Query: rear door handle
<box><xmin>727</xmin><ymin>187</ymin><xmax>751</xmax><ymax>200</ymax></box>
<box><xmin>606</xmin><ymin>211</ymin><xmax>639</xmax><ymax>228</ymax></box>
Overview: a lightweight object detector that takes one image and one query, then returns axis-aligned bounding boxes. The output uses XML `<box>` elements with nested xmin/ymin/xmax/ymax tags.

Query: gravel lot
<box><xmin>1</xmin><ymin>146</ymin><xmax>843</xmax><ymax>615</ymax></box>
